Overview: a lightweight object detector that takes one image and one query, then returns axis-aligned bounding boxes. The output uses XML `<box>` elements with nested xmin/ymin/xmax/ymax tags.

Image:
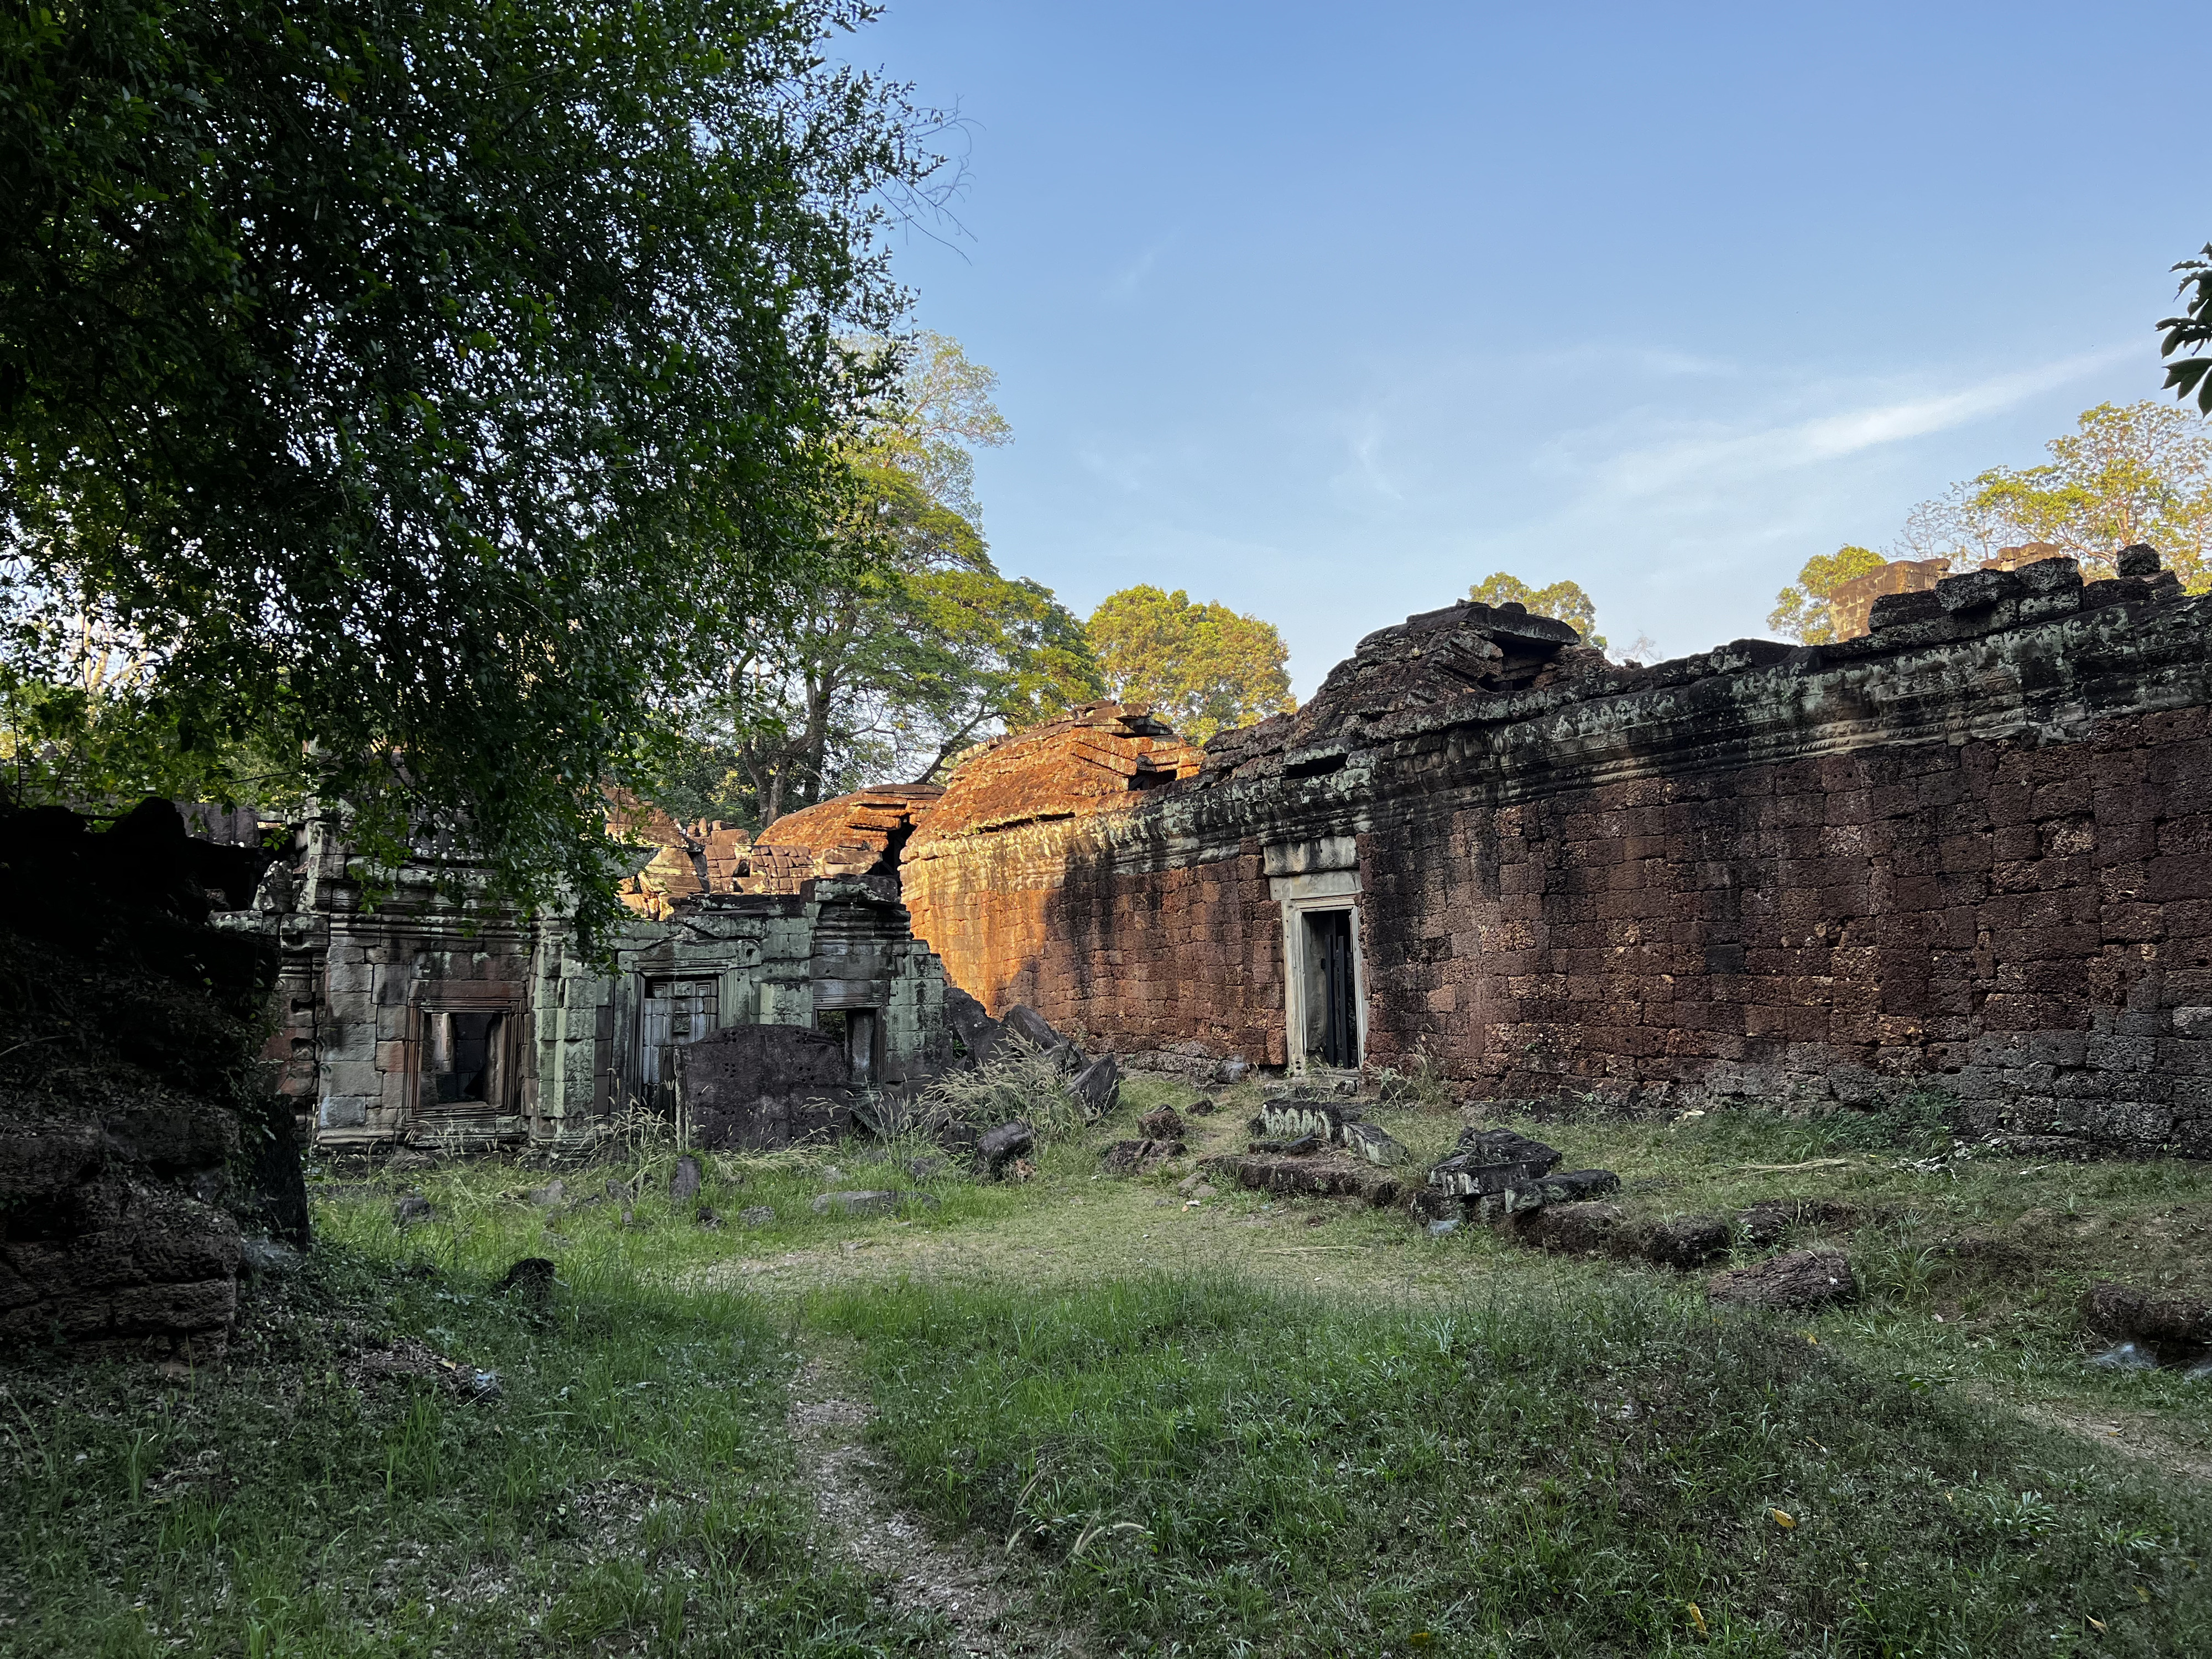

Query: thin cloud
<box><xmin>1595</xmin><ymin>345</ymin><xmax>2136</xmax><ymax>496</ymax></box>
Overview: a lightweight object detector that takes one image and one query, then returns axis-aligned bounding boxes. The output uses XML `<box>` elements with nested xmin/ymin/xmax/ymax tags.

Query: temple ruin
<box><xmin>246</xmin><ymin>544</ymin><xmax>2212</xmax><ymax>1162</ymax></box>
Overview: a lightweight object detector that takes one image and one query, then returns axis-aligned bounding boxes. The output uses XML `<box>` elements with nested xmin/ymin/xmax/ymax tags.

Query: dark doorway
<box><xmin>641</xmin><ymin>978</ymin><xmax>718</xmax><ymax>1116</ymax></box>
<box><xmin>418</xmin><ymin>1009</ymin><xmax>505</xmax><ymax>1131</ymax></box>
<box><xmin>816</xmin><ymin>1007</ymin><xmax>880</xmax><ymax>1086</ymax></box>
<box><xmin>1302</xmin><ymin>909</ymin><xmax>1360</xmax><ymax>1069</ymax></box>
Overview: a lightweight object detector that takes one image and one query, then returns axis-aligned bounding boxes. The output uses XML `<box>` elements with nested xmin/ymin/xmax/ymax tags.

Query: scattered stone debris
<box><xmin>2079</xmin><ymin>1282</ymin><xmax>2212</xmax><ymax>1363</ymax></box>
<box><xmin>670</xmin><ymin>1155</ymin><xmax>703</xmax><ymax>1202</ymax></box>
<box><xmin>1707</xmin><ymin>1247</ymin><xmax>1858</xmax><ymax>1310</ymax></box>
<box><xmin>1138</xmin><ymin>1105</ymin><xmax>1187</xmax><ymax>1140</ymax></box>
<box><xmin>393</xmin><ymin>1193</ymin><xmax>434</xmax><ymax>1226</ymax></box>
<box><xmin>696</xmin><ymin>1206</ymin><xmax>724</xmax><ymax>1229</ymax></box>
<box><xmin>1736</xmin><ymin>1196</ymin><xmax>1857</xmax><ymax>1248</ymax></box>
<box><xmin>1202</xmin><ymin>1151</ymin><xmax>1409</xmax><ymax>1208</ymax></box>
<box><xmin>498</xmin><ymin>1257</ymin><xmax>557</xmax><ymax>1303</ymax></box>
<box><xmin>1102</xmin><ymin>1138</ymin><xmax>1183</xmax><ymax>1176</ymax></box>
<box><xmin>974</xmin><ymin>1120</ymin><xmax>1035</xmax><ymax>1177</ymax></box>
<box><xmin>738</xmin><ymin>1205</ymin><xmax>775</xmax><ymax>1228</ymax></box>
<box><xmin>1427</xmin><ymin>1126</ymin><xmax>1563</xmax><ymax>1199</ymax></box>
<box><xmin>1071</xmin><ymin>1053</ymin><xmax>1122</xmax><ymax>1116</ymax></box>
<box><xmin>1186</xmin><ymin>1094</ymin><xmax>1219</xmax><ymax>1116</ymax></box>
<box><xmin>1340</xmin><ymin>1120</ymin><xmax>1408</xmax><ymax>1166</ymax></box>
<box><xmin>528</xmin><ymin>1178</ymin><xmax>567</xmax><ymax>1209</ymax></box>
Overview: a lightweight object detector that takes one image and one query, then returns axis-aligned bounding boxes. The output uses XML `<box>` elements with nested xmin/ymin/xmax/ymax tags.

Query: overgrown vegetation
<box><xmin>0</xmin><ymin>1243</ymin><xmax>942</xmax><ymax>1657</ymax></box>
<box><xmin>821</xmin><ymin>1274</ymin><xmax>2210</xmax><ymax>1655</ymax></box>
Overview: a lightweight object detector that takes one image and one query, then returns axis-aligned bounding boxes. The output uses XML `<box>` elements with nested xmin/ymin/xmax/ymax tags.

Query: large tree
<box><xmin>660</xmin><ymin>333</ymin><xmax>1099</xmax><ymax>828</ymax></box>
<box><xmin>1890</xmin><ymin>403</ymin><xmax>2210</xmax><ymax>589</ymax></box>
<box><xmin>1</xmin><ymin>0</ymin><xmax>938</xmax><ymax>938</ymax></box>
<box><xmin>1766</xmin><ymin>545</ymin><xmax>1887</xmax><ymax>644</ymax></box>
<box><xmin>1084</xmin><ymin>587</ymin><xmax>1294</xmax><ymax>744</ymax></box>
<box><xmin>1467</xmin><ymin>572</ymin><xmax>1608</xmax><ymax>654</ymax></box>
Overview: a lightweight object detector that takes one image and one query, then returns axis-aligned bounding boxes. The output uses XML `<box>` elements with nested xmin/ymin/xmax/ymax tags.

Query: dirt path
<box><xmin>786</xmin><ymin>1341</ymin><xmax>1078</xmax><ymax>1657</ymax></box>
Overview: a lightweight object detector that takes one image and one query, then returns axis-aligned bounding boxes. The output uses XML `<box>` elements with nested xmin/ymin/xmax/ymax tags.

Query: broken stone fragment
<box><xmin>499</xmin><ymin>1256</ymin><xmax>556</xmax><ymax>1303</ymax></box>
<box><xmin>1001</xmin><ymin>1004</ymin><xmax>1066</xmax><ymax>1053</ymax></box>
<box><xmin>1641</xmin><ymin>1215</ymin><xmax>1731</xmax><ymax>1269</ymax></box>
<box><xmin>1735</xmin><ymin>1196</ymin><xmax>1855</xmax><ymax>1248</ymax></box>
<box><xmin>1250</xmin><ymin>1133</ymin><xmax>1326</xmax><ymax>1157</ymax></box>
<box><xmin>1341</xmin><ymin>1121</ymin><xmax>1408</xmax><ymax>1166</ymax></box>
<box><xmin>1186</xmin><ymin>1095</ymin><xmax>1218</xmax><ymax>1116</ymax></box>
<box><xmin>1213</xmin><ymin>1056</ymin><xmax>1250</xmax><ymax>1085</ymax></box>
<box><xmin>669</xmin><ymin>1155</ymin><xmax>703</xmax><ymax>1202</ymax></box>
<box><xmin>1201</xmin><ymin>1151</ymin><xmax>1402</xmax><ymax>1206</ymax></box>
<box><xmin>975</xmin><ymin>1120</ymin><xmax>1036</xmax><ymax>1176</ymax></box>
<box><xmin>2079</xmin><ymin>1282</ymin><xmax>2212</xmax><ymax>1352</ymax></box>
<box><xmin>1261</xmin><ymin>1098</ymin><xmax>1363</xmax><ymax>1144</ymax></box>
<box><xmin>1070</xmin><ymin>1054</ymin><xmax>1121</xmax><ymax>1117</ymax></box>
<box><xmin>1101</xmin><ymin>1138</ymin><xmax>1183</xmax><ymax>1175</ymax></box>
<box><xmin>1536</xmin><ymin>1168</ymin><xmax>1620</xmax><ymax>1203</ymax></box>
<box><xmin>942</xmin><ymin>985</ymin><xmax>1006</xmax><ymax>1066</ymax></box>
<box><xmin>528</xmin><ymin>1178</ymin><xmax>567</xmax><ymax>1209</ymax></box>
<box><xmin>695</xmin><ymin>1207</ymin><xmax>723</xmax><ymax>1229</ymax></box>
<box><xmin>1426</xmin><ymin>1126</ymin><xmax>1563</xmax><ymax>1196</ymax></box>
<box><xmin>1707</xmin><ymin>1246</ymin><xmax>1858</xmax><ymax>1310</ymax></box>
<box><xmin>1138</xmin><ymin>1105</ymin><xmax>1187</xmax><ymax>1140</ymax></box>
<box><xmin>393</xmin><ymin>1193</ymin><xmax>433</xmax><ymax>1226</ymax></box>
<box><xmin>738</xmin><ymin>1205</ymin><xmax>775</xmax><ymax>1228</ymax></box>
<box><xmin>1512</xmin><ymin>1201</ymin><xmax>1634</xmax><ymax>1255</ymax></box>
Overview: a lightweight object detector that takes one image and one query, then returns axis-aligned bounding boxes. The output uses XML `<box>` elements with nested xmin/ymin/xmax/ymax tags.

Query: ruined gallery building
<box><xmin>245</xmin><ymin>547</ymin><xmax>2212</xmax><ymax>1161</ymax></box>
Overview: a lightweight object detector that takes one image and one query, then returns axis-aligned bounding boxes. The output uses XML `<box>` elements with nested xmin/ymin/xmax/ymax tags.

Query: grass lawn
<box><xmin>6</xmin><ymin>1077</ymin><xmax>2211</xmax><ymax>1655</ymax></box>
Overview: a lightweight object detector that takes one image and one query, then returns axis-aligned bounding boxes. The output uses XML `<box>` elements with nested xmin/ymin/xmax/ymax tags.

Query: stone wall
<box><xmin>899</xmin><ymin>555</ymin><xmax>2212</xmax><ymax>1156</ymax></box>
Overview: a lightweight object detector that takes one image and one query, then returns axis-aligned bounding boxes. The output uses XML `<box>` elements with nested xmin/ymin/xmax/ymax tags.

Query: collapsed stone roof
<box><xmin>905</xmin><ymin>703</ymin><xmax>1204</xmax><ymax>848</ymax></box>
<box><xmin>743</xmin><ymin>783</ymin><xmax>945</xmax><ymax>894</ymax></box>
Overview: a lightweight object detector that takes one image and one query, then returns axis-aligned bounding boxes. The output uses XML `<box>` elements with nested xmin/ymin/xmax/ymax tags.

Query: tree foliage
<box><xmin>1</xmin><ymin>0</ymin><xmax>939</xmax><ymax>939</ymax></box>
<box><xmin>1467</xmin><ymin>572</ymin><xmax>1607</xmax><ymax>654</ymax></box>
<box><xmin>1766</xmin><ymin>545</ymin><xmax>1886</xmax><ymax>645</ymax></box>
<box><xmin>658</xmin><ymin>334</ymin><xmax>1099</xmax><ymax>829</ymax></box>
<box><xmin>1891</xmin><ymin>403</ymin><xmax>2211</xmax><ymax>590</ymax></box>
<box><xmin>2161</xmin><ymin>244</ymin><xmax>2212</xmax><ymax>415</ymax></box>
<box><xmin>1084</xmin><ymin>587</ymin><xmax>1295</xmax><ymax>745</ymax></box>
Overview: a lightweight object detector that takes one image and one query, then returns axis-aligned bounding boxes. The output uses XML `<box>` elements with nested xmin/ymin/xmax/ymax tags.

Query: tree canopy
<box><xmin>655</xmin><ymin>333</ymin><xmax>1100</xmax><ymax>829</ymax></box>
<box><xmin>1467</xmin><ymin>572</ymin><xmax>1607</xmax><ymax>654</ymax></box>
<box><xmin>2161</xmin><ymin>244</ymin><xmax>2212</xmax><ymax>415</ymax></box>
<box><xmin>1890</xmin><ymin>403</ymin><xmax>2210</xmax><ymax>590</ymax></box>
<box><xmin>1766</xmin><ymin>545</ymin><xmax>1886</xmax><ymax>645</ymax></box>
<box><xmin>1</xmin><ymin>0</ymin><xmax>940</xmax><ymax>938</ymax></box>
<box><xmin>1084</xmin><ymin>587</ymin><xmax>1294</xmax><ymax>745</ymax></box>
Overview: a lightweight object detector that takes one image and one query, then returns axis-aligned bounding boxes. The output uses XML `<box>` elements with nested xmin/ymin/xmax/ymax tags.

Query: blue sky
<box><xmin>852</xmin><ymin>2</ymin><xmax>2209</xmax><ymax>691</ymax></box>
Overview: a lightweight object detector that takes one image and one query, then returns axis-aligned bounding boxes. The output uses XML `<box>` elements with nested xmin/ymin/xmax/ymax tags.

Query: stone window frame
<box><xmin>405</xmin><ymin>980</ymin><xmax>525</xmax><ymax>1127</ymax></box>
<box><xmin>1271</xmin><ymin>867</ymin><xmax>1366</xmax><ymax>1079</ymax></box>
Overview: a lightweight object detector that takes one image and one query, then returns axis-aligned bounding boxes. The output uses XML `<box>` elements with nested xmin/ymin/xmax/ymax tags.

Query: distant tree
<box><xmin>672</xmin><ymin>334</ymin><xmax>1100</xmax><ymax>828</ymax></box>
<box><xmin>2161</xmin><ymin>245</ymin><xmax>2212</xmax><ymax>415</ymax></box>
<box><xmin>1467</xmin><ymin>572</ymin><xmax>1608</xmax><ymax>654</ymax></box>
<box><xmin>0</xmin><ymin>0</ymin><xmax>942</xmax><ymax>941</ymax></box>
<box><xmin>1084</xmin><ymin>587</ymin><xmax>1295</xmax><ymax>744</ymax></box>
<box><xmin>1891</xmin><ymin>403</ymin><xmax>2210</xmax><ymax>589</ymax></box>
<box><xmin>1766</xmin><ymin>545</ymin><xmax>1887</xmax><ymax>644</ymax></box>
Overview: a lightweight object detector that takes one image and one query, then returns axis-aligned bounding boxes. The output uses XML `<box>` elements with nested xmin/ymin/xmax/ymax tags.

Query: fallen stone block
<box><xmin>1214</xmin><ymin>1056</ymin><xmax>1250</xmax><ymax>1084</ymax></box>
<box><xmin>1251</xmin><ymin>1133</ymin><xmax>1326</xmax><ymax>1156</ymax></box>
<box><xmin>1102</xmin><ymin>1138</ymin><xmax>1183</xmax><ymax>1175</ymax></box>
<box><xmin>1261</xmin><ymin>1097</ymin><xmax>1363</xmax><ymax>1144</ymax></box>
<box><xmin>499</xmin><ymin>1257</ymin><xmax>556</xmax><ymax>1303</ymax></box>
<box><xmin>1536</xmin><ymin>1168</ymin><xmax>1620</xmax><ymax>1203</ymax></box>
<box><xmin>1186</xmin><ymin>1095</ymin><xmax>1219</xmax><ymax>1116</ymax></box>
<box><xmin>975</xmin><ymin>1120</ymin><xmax>1036</xmax><ymax>1176</ymax></box>
<box><xmin>738</xmin><ymin>1205</ymin><xmax>775</xmax><ymax>1227</ymax></box>
<box><xmin>1138</xmin><ymin>1105</ymin><xmax>1187</xmax><ymax>1140</ymax></box>
<box><xmin>528</xmin><ymin>1178</ymin><xmax>567</xmax><ymax>1209</ymax></box>
<box><xmin>1427</xmin><ymin>1126</ymin><xmax>1563</xmax><ymax>1197</ymax></box>
<box><xmin>1342</xmin><ymin>1121</ymin><xmax>1408</xmax><ymax>1166</ymax></box>
<box><xmin>1708</xmin><ymin>1247</ymin><xmax>1858</xmax><ymax>1310</ymax></box>
<box><xmin>1201</xmin><ymin>1152</ymin><xmax>1403</xmax><ymax>1206</ymax></box>
<box><xmin>1071</xmin><ymin>1054</ymin><xmax>1122</xmax><ymax>1117</ymax></box>
<box><xmin>1736</xmin><ymin>1196</ymin><xmax>1857</xmax><ymax>1248</ymax></box>
<box><xmin>1642</xmin><ymin>1215</ymin><xmax>1732</xmax><ymax>1269</ymax></box>
<box><xmin>670</xmin><ymin>1155</ymin><xmax>703</xmax><ymax>1202</ymax></box>
<box><xmin>943</xmin><ymin>985</ymin><xmax>1006</xmax><ymax>1066</ymax></box>
<box><xmin>1512</xmin><ymin>1200</ymin><xmax>1634</xmax><ymax>1255</ymax></box>
<box><xmin>676</xmin><ymin>1025</ymin><xmax>858</xmax><ymax>1150</ymax></box>
<box><xmin>2079</xmin><ymin>1282</ymin><xmax>2212</xmax><ymax>1352</ymax></box>
<box><xmin>394</xmin><ymin>1193</ymin><xmax>434</xmax><ymax>1226</ymax></box>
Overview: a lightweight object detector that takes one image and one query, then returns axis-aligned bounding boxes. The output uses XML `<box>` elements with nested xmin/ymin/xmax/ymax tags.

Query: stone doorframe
<box><xmin>1266</xmin><ymin>836</ymin><xmax>1365</xmax><ymax>1079</ymax></box>
<box><xmin>403</xmin><ymin>978</ymin><xmax>527</xmax><ymax>1127</ymax></box>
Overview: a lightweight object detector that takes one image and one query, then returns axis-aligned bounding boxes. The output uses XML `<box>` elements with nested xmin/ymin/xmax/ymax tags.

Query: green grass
<box><xmin>0</xmin><ymin>1242</ymin><xmax>942</xmax><ymax>1657</ymax></box>
<box><xmin>817</xmin><ymin>1272</ymin><xmax>2212</xmax><ymax>1657</ymax></box>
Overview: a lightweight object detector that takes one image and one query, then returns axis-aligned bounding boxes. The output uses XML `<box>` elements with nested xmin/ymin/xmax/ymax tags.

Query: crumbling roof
<box><xmin>1196</xmin><ymin>599</ymin><xmax>1608</xmax><ymax>784</ymax></box>
<box><xmin>743</xmin><ymin>783</ymin><xmax>944</xmax><ymax>894</ymax></box>
<box><xmin>906</xmin><ymin>704</ymin><xmax>1203</xmax><ymax>846</ymax></box>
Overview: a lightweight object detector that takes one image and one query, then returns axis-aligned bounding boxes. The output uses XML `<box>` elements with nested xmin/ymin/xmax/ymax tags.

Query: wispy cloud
<box><xmin>1589</xmin><ymin>345</ymin><xmax>2135</xmax><ymax>496</ymax></box>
